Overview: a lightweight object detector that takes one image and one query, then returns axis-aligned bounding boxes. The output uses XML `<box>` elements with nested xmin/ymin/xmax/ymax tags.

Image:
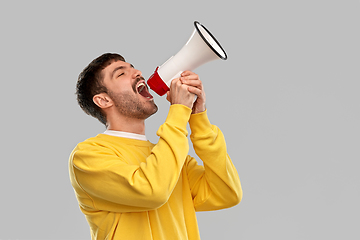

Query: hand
<box><xmin>179</xmin><ymin>71</ymin><xmax>206</xmax><ymax>114</ymax></box>
<box><xmin>166</xmin><ymin>77</ymin><xmax>196</xmax><ymax>110</ymax></box>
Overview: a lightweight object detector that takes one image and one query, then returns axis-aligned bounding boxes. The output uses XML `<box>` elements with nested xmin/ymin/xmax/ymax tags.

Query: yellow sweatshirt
<box><xmin>69</xmin><ymin>104</ymin><xmax>242</xmax><ymax>240</ymax></box>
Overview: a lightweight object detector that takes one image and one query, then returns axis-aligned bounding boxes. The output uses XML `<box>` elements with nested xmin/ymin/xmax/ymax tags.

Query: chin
<box><xmin>149</xmin><ymin>105</ymin><xmax>159</xmax><ymax>117</ymax></box>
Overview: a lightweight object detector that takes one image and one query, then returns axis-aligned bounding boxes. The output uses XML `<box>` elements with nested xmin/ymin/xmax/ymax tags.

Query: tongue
<box><xmin>139</xmin><ymin>87</ymin><xmax>153</xmax><ymax>98</ymax></box>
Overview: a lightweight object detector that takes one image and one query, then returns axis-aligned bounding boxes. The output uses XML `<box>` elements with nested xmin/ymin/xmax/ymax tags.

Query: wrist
<box><xmin>189</xmin><ymin>109</ymin><xmax>212</xmax><ymax>135</ymax></box>
<box><xmin>192</xmin><ymin>104</ymin><xmax>206</xmax><ymax>114</ymax></box>
<box><xmin>166</xmin><ymin>104</ymin><xmax>192</xmax><ymax>128</ymax></box>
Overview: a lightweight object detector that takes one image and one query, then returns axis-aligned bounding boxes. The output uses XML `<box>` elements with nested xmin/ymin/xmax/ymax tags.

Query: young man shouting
<box><xmin>69</xmin><ymin>53</ymin><xmax>242</xmax><ymax>240</ymax></box>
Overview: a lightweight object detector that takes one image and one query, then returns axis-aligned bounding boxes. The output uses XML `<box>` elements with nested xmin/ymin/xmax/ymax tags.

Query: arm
<box><xmin>70</xmin><ymin>77</ymin><xmax>196</xmax><ymax>213</ymax></box>
<box><xmin>70</xmin><ymin>104</ymin><xmax>192</xmax><ymax>212</ymax></box>
<box><xmin>178</xmin><ymin>71</ymin><xmax>242</xmax><ymax>210</ymax></box>
<box><xmin>186</xmin><ymin>111</ymin><xmax>242</xmax><ymax>211</ymax></box>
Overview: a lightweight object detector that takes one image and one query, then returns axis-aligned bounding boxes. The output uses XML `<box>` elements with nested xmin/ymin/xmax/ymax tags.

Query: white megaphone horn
<box><xmin>147</xmin><ymin>21</ymin><xmax>227</xmax><ymax>96</ymax></box>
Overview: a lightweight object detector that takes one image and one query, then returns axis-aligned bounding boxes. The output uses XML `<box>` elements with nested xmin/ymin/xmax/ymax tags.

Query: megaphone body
<box><xmin>147</xmin><ymin>21</ymin><xmax>227</xmax><ymax>96</ymax></box>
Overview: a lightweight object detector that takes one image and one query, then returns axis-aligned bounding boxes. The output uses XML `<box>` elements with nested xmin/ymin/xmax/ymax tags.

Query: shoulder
<box><xmin>70</xmin><ymin>134</ymin><xmax>154</xmax><ymax>164</ymax></box>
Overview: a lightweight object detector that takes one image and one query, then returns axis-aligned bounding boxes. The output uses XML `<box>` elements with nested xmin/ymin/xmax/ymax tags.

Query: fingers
<box><xmin>179</xmin><ymin>71</ymin><xmax>206</xmax><ymax>114</ymax></box>
<box><xmin>171</xmin><ymin>78</ymin><xmax>189</xmax><ymax>92</ymax></box>
<box><xmin>179</xmin><ymin>71</ymin><xmax>204</xmax><ymax>95</ymax></box>
<box><xmin>166</xmin><ymin>91</ymin><xmax>170</xmax><ymax>102</ymax></box>
<box><xmin>181</xmin><ymin>79</ymin><xmax>202</xmax><ymax>89</ymax></box>
<box><xmin>180</xmin><ymin>70</ymin><xmax>196</xmax><ymax>77</ymax></box>
<box><xmin>180</xmin><ymin>71</ymin><xmax>200</xmax><ymax>81</ymax></box>
<box><xmin>180</xmin><ymin>71</ymin><xmax>202</xmax><ymax>89</ymax></box>
<box><xmin>168</xmin><ymin>71</ymin><xmax>206</xmax><ymax>113</ymax></box>
<box><xmin>168</xmin><ymin>78</ymin><xmax>195</xmax><ymax>109</ymax></box>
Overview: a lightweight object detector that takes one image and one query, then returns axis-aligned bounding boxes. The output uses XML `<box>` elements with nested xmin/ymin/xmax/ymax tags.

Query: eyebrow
<box><xmin>111</xmin><ymin>64</ymin><xmax>135</xmax><ymax>79</ymax></box>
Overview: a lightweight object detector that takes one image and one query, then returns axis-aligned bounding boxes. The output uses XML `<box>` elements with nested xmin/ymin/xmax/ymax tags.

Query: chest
<box><xmin>110</xmin><ymin>144</ymin><xmax>153</xmax><ymax>165</ymax></box>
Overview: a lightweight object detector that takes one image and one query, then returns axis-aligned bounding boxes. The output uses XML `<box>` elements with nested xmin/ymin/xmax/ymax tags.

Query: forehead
<box><xmin>102</xmin><ymin>60</ymin><xmax>132</xmax><ymax>78</ymax></box>
<box><xmin>103</xmin><ymin>60</ymin><xmax>128</xmax><ymax>73</ymax></box>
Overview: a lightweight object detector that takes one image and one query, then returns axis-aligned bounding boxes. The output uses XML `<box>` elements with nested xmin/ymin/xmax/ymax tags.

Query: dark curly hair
<box><xmin>76</xmin><ymin>53</ymin><xmax>126</xmax><ymax>125</ymax></box>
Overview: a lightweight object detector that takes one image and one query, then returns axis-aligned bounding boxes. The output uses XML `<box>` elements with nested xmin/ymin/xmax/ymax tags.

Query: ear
<box><xmin>93</xmin><ymin>93</ymin><xmax>113</xmax><ymax>109</ymax></box>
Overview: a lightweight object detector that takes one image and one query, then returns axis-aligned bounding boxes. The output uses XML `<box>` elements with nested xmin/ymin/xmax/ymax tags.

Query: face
<box><xmin>101</xmin><ymin>60</ymin><xmax>158</xmax><ymax>119</ymax></box>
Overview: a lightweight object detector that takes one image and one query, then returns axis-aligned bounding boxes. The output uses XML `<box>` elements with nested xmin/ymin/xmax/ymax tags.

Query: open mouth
<box><xmin>137</xmin><ymin>82</ymin><xmax>153</xmax><ymax>99</ymax></box>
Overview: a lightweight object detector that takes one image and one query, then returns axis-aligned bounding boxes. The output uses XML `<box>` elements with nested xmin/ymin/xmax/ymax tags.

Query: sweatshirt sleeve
<box><xmin>70</xmin><ymin>104</ymin><xmax>192</xmax><ymax>212</ymax></box>
<box><xmin>186</xmin><ymin>110</ymin><xmax>242</xmax><ymax>211</ymax></box>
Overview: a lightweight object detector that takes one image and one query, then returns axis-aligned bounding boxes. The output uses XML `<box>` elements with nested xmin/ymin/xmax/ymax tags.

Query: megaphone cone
<box><xmin>147</xmin><ymin>21</ymin><xmax>227</xmax><ymax>96</ymax></box>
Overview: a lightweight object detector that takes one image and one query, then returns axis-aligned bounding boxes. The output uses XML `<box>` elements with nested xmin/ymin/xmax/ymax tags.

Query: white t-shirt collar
<box><xmin>103</xmin><ymin>129</ymin><xmax>147</xmax><ymax>141</ymax></box>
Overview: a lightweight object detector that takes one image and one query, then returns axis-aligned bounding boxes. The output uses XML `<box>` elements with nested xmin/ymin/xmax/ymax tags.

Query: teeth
<box><xmin>138</xmin><ymin>82</ymin><xmax>145</xmax><ymax>93</ymax></box>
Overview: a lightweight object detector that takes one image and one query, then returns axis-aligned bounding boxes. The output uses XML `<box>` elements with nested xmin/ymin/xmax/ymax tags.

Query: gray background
<box><xmin>1</xmin><ymin>0</ymin><xmax>359</xmax><ymax>239</ymax></box>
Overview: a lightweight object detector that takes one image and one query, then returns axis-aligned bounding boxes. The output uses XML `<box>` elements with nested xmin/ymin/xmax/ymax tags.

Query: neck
<box><xmin>106</xmin><ymin>115</ymin><xmax>146</xmax><ymax>135</ymax></box>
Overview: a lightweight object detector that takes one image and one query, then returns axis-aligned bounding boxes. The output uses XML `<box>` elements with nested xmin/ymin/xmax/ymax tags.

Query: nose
<box><xmin>132</xmin><ymin>68</ymin><xmax>142</xmax><ymax>79</ymax></box>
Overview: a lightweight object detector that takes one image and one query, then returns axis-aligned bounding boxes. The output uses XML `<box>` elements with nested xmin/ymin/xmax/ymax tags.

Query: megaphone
<box><xmin>147</xmin><ymin>21</ymin><xmax>227</xmax><ymax>96</ymax></box>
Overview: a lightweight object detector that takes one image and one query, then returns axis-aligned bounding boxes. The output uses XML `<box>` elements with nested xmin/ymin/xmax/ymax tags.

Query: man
<box><xmin>69</xmin><ymin>53</ymin><xmax>242</xmax><ymax>240</ymax></box>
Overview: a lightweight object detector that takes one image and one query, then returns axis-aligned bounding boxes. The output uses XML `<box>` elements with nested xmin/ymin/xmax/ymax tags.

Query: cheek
<box><xmin>108</xmin><ymin>81</ymin><xmax>132</xmax><ymax>94</ymax></box>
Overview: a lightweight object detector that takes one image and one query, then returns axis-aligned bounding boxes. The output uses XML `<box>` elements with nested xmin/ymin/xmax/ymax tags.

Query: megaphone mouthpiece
<box><xmin>147</xmin><ymin>21</ymin><xmax>227</xmax><ymax>96</ymax></box>
<box><xmin>146</xmin><ymin>67</ymin><xmax>169</xmax><ymax>97</ymax></box>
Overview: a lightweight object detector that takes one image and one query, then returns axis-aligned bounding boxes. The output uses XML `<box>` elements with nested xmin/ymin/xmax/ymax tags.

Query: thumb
<box><xmin>166</xmin><ymin>91</ymin><xmax>170</xmax><ymax>102</ymax></box>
